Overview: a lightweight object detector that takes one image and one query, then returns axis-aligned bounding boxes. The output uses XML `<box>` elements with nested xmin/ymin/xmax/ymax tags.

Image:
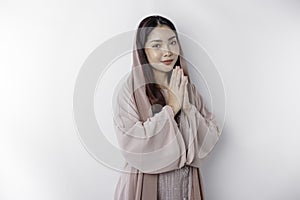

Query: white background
<box><xmin>1</xmin><ymin>0</ymin><xmax>300</xmax><ymax>199</ymax></box>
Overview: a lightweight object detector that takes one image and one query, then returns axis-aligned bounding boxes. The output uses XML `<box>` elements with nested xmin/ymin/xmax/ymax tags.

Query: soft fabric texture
<box><xmin>112</xmin><ymin>31</ymin><xmax>221</xmax><ymax>200</ymax></box>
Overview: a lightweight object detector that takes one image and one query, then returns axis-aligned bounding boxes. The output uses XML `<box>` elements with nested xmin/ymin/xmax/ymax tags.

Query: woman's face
<box><xmin>144</xmin><ymin>25</ymin><xmax>180</xmax><ymax>73</ymax></box>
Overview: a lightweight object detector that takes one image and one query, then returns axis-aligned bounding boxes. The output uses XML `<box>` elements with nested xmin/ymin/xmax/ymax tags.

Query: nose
<box><xmin>163</xmin><ymin>45</ymin><xmax>173</xmax><ymax>57</ymax></box>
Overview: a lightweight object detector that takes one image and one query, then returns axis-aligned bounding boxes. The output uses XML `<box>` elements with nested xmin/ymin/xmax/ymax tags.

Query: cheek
<box><xmin>171</xmin><ymin>46</ymin><xmax>180</xmax><ymax>55</ymax></box>
<box><xmin>148</xmin><ymin>51</ymin><xmax>161</xmax><ymax>62</ymax></box>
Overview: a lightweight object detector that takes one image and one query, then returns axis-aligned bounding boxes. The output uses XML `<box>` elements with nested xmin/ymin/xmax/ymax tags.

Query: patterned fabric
<box><xmin>158</xmin><ymin>165</ymin><xmax>192</xmax><ymax>200</ymax></box>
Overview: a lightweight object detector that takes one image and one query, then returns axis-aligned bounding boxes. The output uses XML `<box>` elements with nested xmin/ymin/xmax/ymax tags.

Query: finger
<box><xmin>172</xmin><ymin>66</ymin><xmax>179</xmax><ymax>89</ymax></box>
<box><xmin>179</xmin><ymin>76</ymin><xmax>187</xmax><ymax>93</ymax></box>
<box><xmin>183</xmin><ymin>80</ymin><xmax>189</xmax><ymax>104</ymax></box>
<box><xmin>183</xmin><ymin>83</ymin><xmax>187</xmax><ymax>103</ymax></box>
<box><xmin>184</xmin><ymin>80</ymin><xmax>188</xmax><ymax>96</ymax></box>
<box><xmin>169</xmin><ymin>67</ymin><xmax>176</xmax><ymax>88</ymax></box>
<box><xmin>175</xmin><ymin>67</ymin><xmax>181</xmax><ymax>87</ymax></box>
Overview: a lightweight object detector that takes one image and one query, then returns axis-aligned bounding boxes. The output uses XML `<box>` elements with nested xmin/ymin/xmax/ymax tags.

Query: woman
<box><xmin>113</xmin><ymin>15</ymin><xmax>221</xmax><ymax>200</ymax></box>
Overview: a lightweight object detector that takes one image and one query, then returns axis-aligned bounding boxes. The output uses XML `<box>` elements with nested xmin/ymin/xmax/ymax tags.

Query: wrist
<box><xmin>169</xmin><ymin>104</ymin><xmax>179</xmax><ymax>115</ymax></box>
<box><xmin>183</xmin><ymin>104</ymin><xmax>192</xmax><ymax>114</ymax></box>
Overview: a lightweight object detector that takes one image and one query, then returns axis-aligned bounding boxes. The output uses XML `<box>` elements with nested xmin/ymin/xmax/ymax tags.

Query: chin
<box><xmin>165</xmin><ymin>65</ymin><xmax>174</xmax><ymax>72</ymax></box>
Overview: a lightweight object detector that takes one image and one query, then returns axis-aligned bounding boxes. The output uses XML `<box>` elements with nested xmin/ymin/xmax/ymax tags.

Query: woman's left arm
<box><xmin>180</xmin><ymin>83</ymin><xmax>222</xmax><ymax>167</ymax></box>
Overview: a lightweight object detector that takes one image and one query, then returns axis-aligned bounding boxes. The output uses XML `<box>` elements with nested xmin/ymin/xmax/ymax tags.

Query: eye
<box><xmin>152</xmin><ymin>44</ymin><xmax>161</xmax><ymax>48</ymax></box>
<box><xmin>170</xmin><ymin>40</ymin><xmax>177</xmax><ymax>45</ymax></box>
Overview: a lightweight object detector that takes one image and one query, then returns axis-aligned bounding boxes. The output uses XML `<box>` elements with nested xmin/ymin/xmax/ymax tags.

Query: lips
<box><xmin>161</xmin><ymin>59</ymin><xmax>174</xmax><ymax>65</ymax></box>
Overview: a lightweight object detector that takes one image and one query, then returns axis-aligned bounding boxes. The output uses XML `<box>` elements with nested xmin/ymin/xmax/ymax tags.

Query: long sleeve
<box><xmin>180</xmin><ymin>84</ymin><xmax>221</xmax><ymax>167</ymax></box>
<box><xmin>113</xmin><ymin>83</ymin><xmax>187</xmax><ymax>174</ymax></box>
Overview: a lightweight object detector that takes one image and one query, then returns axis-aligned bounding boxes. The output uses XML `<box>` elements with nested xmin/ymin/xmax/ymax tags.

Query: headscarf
<box><xmin>129</xmin><ymin>27</ymin><xmax>199</xmax><ymax>200</ymax></box>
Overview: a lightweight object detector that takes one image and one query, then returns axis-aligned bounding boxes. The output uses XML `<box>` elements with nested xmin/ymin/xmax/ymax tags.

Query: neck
<box><xmin>152</xmin><ymin>69</ymin><xmax>169</xmax><ymax>89</ymax></box>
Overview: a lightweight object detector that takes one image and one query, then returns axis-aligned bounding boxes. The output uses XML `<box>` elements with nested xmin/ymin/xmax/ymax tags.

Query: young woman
<box><xmin>113</xmin><ymin>15</ymin><xmax>221</xmax><ymax>200</ymax></box>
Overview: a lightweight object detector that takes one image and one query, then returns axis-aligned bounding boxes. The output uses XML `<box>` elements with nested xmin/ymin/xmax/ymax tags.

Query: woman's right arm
<box><xmin>113</xmin><ymin>84</ymin><xmax>187</xmax><ymax>174</ymax></box>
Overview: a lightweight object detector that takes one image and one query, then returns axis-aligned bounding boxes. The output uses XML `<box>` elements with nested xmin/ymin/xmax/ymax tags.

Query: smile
<box><xmin>161</xmin><ymin>59</ymin><xmax>174</xmax><ymax>65</ymax></box>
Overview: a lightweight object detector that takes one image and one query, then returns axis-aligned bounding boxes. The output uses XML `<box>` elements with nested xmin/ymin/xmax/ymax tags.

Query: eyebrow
<box><xmin>150</xmin><ymin>35</ymin><xmax>176</xmax><ymax>43</ymax></box>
